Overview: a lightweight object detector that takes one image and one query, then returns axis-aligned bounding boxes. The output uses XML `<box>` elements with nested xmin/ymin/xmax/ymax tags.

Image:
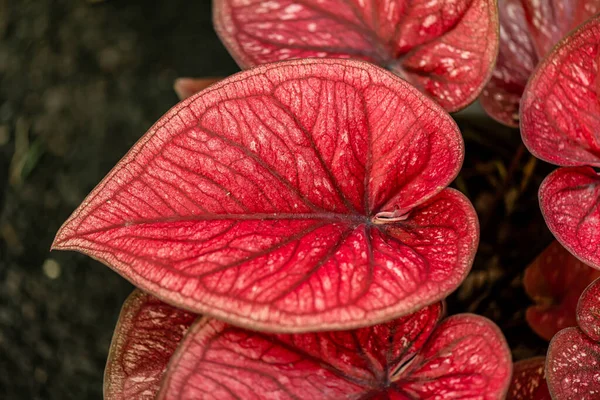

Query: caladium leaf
<box><xmin>521</xmin><ymin>13</ymin><xmax>600</xmax><ymax>166</ymax></box>
<box><xmin>481</xmin><ymin>0</ymin><xmax>600</xmax><ymax>127</ymax></box>
<box><xmin>213</xmin><ymin>0</ymin><xmax>500</xmax><ymax>112</ymax></box>
<box><xmin>174</xmin><ymin>78</ymin><xmax>222</xmax><ymax>100</ymax></box>
<box><xmin>524</xmin><ymin>241</ymin><xmax>600</xmax><ymax>340</ymax></box>
<box><xmin>52</xmin><ymin>59</ymin><xmax>477</xmax><ymax>332</ymax></box>
<box><xmin>104</xmin><ymin>289</ymin><xmax>196</xmax><ymax>400</ymax></box>
<box><xmin>507</xmin><ymin>357</ymin><xmax>551</xmax><ymax>400</ymax></box>
<box><xmin>546</xmin><ymin>327</ymin><xmax>600</xmax><ymax>400</ymax></box>
<box><xmin>158</xmin><ymin>304</ymin><xmax>512</xmax><ymax>399</ymax></box>
<box><xmin>577</xmin><ymin>277</ymin><xmax>600</xmax><ymax>342</ymax></box>
<box><xmin>539</xmin><ymin>167</ymin><xmax>600</xmax><ymax>270</ymax></box>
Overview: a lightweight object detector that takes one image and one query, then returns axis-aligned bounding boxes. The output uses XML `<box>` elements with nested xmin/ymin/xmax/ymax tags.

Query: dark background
<box><xmin>0</xmin><ymin>1</ymin><xmax>552</xmax><ymax>398</ymax></box>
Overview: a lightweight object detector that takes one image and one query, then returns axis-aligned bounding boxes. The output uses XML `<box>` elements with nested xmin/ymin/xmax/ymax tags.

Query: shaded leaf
<box><xmin>524</xmin><ymin>241</ymin><xmax>600</xmax><ymax>340</ymax></box>
<box><xmin>539</xmin><ymin>167</ymin><xmax>600</xmax><ymax>270</ymax></box>
<box><xmin>158</xmin><ymin>304</ymin><xmax>512</xmax><ymax>399</ymax></box>
<box><xmin>577</xmin><ymin>277</ymin><xmax>600</xmax><ymax>342</ymax></box>
<box><xmin>174</xmin><ymin>78</ymin><xmax>222</xmax><ymax>100</ymax></box>
<box><xmin>214</xmin><ymin>0</ymin><xmax>499</xmax><ymax>112</ymax></box>
<box><xmin>507</xmin><ymin>357</ymin><xmax>551</xmax><ymax>400</ymax></box>
<box><xmin>481</xmin><ymin>0</ymin><xmax>600</xmax><ymax>126</ymax></box>
<box><xmin>104</xmin><ymin>290</ymin><xmax>196</xmax><ymax>400</ymax></box>
<box><xmin>53</xmin><ymin>59</ymin><xmax>477</xmax><ymax>332</ymax></box>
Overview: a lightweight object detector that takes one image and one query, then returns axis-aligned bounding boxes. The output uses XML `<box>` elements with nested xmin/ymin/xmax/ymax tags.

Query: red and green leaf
<box><xmin>213</xmin><ymin>0</ymin><xmax>499</xmax><ymax>112</ymax></box>
<box><xmin>507</xmin><ymin>357</ymin><xmax>551</xmax><ymax>400</ymax></box>
<box><xmin>158</xmin><ymin>304</ymin><xmax>512</xmax><ymax>399</ymax></box>
<box><xmin>524</xmin><ymin>241</ymin><xmax>600</xmax><ymax>340</ymax></box>
<box><xmin>104</xmin><ymin>290</ymin><xmax>196</xmax><ymax>400</ymax></box>
<box><xmin>53</xmin><ymin>59</ymin><xmax>477</xmax><ymax>332</ymax></box>
<box><xmin>481</xmin><ymin>0</ymin><xmax>600</xmax><ymax>126</ymax></box>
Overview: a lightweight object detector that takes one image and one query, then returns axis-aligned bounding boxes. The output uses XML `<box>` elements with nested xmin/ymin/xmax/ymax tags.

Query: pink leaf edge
<box><xmin>52</xmin><ymin>59</ymin><xmax>478</xmax><ymax>332</ymax></box>
<box><xmin>481</xmin><ymin>0</ymin><xmax>600</xmax><ymax>127</ymax></box>
<box><xmin>104</xmin><ymin>289</ymin><xmax>196</xmax><ymax>400</ymax></box>
<box><xmin>507</xmin><ymin>357</ymin><xmax>551</xmax><ymax>400</ymax></box>
<box><xmin>213</xmin><ymin>0</ymin><xmax>499</xmax><ymax>112</ymax></box>
<box><xmin>539</xmin><ymin>166</ymin><xmax>600</xmax><ymax>271</ymax></box>
<box><xmin>520</xmin><ymin>13</ymin><xmax>600</xmax><ymax>166</ymax></box>
<box><xmin>158</xmin><ymin>303</ymin><xmax>512</xmax><ymax>399</ymax></box>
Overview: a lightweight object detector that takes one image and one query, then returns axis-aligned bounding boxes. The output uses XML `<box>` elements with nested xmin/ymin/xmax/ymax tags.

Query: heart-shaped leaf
<box><xmin>507</xmin><ymin>357</ymin><xmax>551</xmax><ymax>400</ymax></box>
<box><xmin>524</xmin><ymin>241</ymin><xmax>600</xmax><ymax>340</ymax></box>
<box><xmin>521</xmin><ymin>13</ymin><xmax>600</xmax><ymax>166</ymax></box>
<box><xmin>546</xmin><ymin>327</ymin><xmax>600</xmax><ymax>399</ymax></box>
<box><xmin>104</xmin><ymin>289</ymin><xmax>196</xmax><ymax>400</ymax></box>
<box><xmin>213</xmin><ymin>0</ymin><xmax>499</xmax><ymax>112</ymax></box>
<box><xmin>52</xmin><ymin>59</ymin><xmax>477</xmax><ymax>332</ymax></box>
<box><xmin>158</xmin><ymin>303</ymin><xmax>512</xmax><ymax>399</ymax></box>
<box><xmin>480</xmin><ymin>0</ymin><xmax>600</xmax><ymax>126</ymax></box>
<box><xmin>539</xmin><ymin>167</ymin><xmax>600</xmax><ymax>270</ymax></box>
<box><xmin>174</xmin><ymin>78</ymin><xmax>222</xmax><ymax>100</ymax></box>
<box><xmin>577</xmin><ymin>277</ymin><xmax>600</xmax><ymax>342</ymax></box>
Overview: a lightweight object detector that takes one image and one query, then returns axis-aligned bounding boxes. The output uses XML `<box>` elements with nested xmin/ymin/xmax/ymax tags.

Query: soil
<box><xmin>0</xmin><ymin>1</ymin><xmax>553</xmax><ymax>398</ymax></box>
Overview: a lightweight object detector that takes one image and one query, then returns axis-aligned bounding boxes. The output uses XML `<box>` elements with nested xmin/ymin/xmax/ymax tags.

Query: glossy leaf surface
<box><xmin>577</xmin><ymin>277</ymin><xmax>600</xmax><ymax>342</ymax></box>
<box><xmin>546</xmin><ymin>327</ymin><xmax>600</xmax><ymax>400</ymax></box>
<box><xmin>174</xmin><ymin>78</ymin><xmax>222</xmax><ymax>101</ymax></box>
<box><xmin>214</xmin><ymin>0</ymin><xmax>499</xmax><ymax>112</ymax></box>
<box><xmin>481</xmin><ymin>0</ymin><xmax>600</xmax><ymax>126</ymax></box>
<box><xmin>104</xmin><ymin>290</ymin><xmax>196</xmax><ymax>400</ymax></box>
<box><xmin>53</xmin><ymin>59</ymin><xmax>477</xmax><ymax>332</ymax></box>
<box><xmin>521</xmin><ymin>14</ymin><xmax>600</xmax><ymax>166</ymax></box>
<box><xmin>539</xmin><ymin>167</ymin><xmax>600</xmax><ymax>270</ymax></box>
<box><xmin>524</xmin><ymin>241</ymin><xmax>600</xmax><ymax>340</ymax></box>
<box><xmin>158</xmin><ymin>304</ymin><xmax>512</xmax><ymax>399</ymax></box>
<box><xmin>507</xmin><ymin>357</ymin><xmax>551</xmax><ymax>400</ymax></box>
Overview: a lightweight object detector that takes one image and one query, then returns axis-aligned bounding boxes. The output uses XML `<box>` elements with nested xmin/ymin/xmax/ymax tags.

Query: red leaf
<box><xmin>524</xmin><ymin>241</ymin><xmax>600</xmax><ymax>341</ymax></box>
<box><xmin>104</xmin><ymin>290</ymin><xmax>196</xmax><ymax>400</ymax></box>
<box><xmin>174</xmin><ymin>78</ymin><xmax>222</xmax><ymax>100</ymax></box>
<box><xmin>53</xmin><ymin>59</ymin><xmax>477</xmax><ymax>332</ymax></box>
<box><xmin>507</xmin><ymin>357</ymin><xmax>551</xmax><ymax>400</ymax></box>
<box><xmin>577</xmin><ymin>277</ymin><xmax>600</xmax><ymax>342</ymax></box>
<box><xmin>521</xmin><ymin>14</ymin><xmax>600</xmax><ymax>166</ymax></box>
<box><xmin>539</xmin><ymin>167</ymin><xmax>600</xmax><ymax>270</ymax></box>
<box><xmin>481</xmin><ymin>0</ymin><xmax>600</xmax><ymax>127</ymax></box>
<box><xmin>546</xmin><ymin>327</ymin><xmax>600</xmax><ymax>399</ymax></box>
<box><xmin>213</xmin><ymin>0</ymin><xmax>499</xmax><ymax>112</ymax></box>
<box><xmin>158</xmin><ymin>304</ymin><xmax>512</xmax><ymax>399</ymax></box>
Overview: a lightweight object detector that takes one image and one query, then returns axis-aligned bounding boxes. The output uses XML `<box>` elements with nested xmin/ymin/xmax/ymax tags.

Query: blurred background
<box><xmin>0</xmin><ymin>1</ymin><xmax>554</xmax><ymax>398</ymax></box>
<box><xmin>0</xmin><ymin>1</ymin><xmax>238</xmax><ymax>397</ymax></box>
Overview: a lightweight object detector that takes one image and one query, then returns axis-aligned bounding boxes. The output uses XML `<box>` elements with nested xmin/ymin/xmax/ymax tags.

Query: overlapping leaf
<box><xmin>213</xmin><ymin>0</ymin><xmax>499</xmax><ymax>112</ymax></box>
<box><xmin>507</xmin><ymin>357</ymin><xmax>551</xmax><ymax>400</ymax></box>
<box><xmin>104</xmin><ymin>290</ymin><xmax>196</xmax><ymax>400</ymax></box>
<box><xmin>481</xmin><ymin>0</ymin><xmax>600</xmax><ymax>126</ymax></box>
<box><xmin>520</xmin><ymin>14</ymin><xmax>600</xmax><ymax>270</ymax></box>
<box><xmin>53</xmin><ymin>59</ymin><xmax>477</xmax><ymax>332</ymax></box>
<box><xmin>524</xmin><ymin>241</ymin><xmax>600</xmax><ymax>340</ymax></box>
<box><xmin>158</xmin><ymin>303</ymin><xmax>512</xmax><ymax>399</ymax></box>
<box><xmin>546</xmin><ymin>278</ymin><xmax>600</xmax><ymax>399</ymax></box>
